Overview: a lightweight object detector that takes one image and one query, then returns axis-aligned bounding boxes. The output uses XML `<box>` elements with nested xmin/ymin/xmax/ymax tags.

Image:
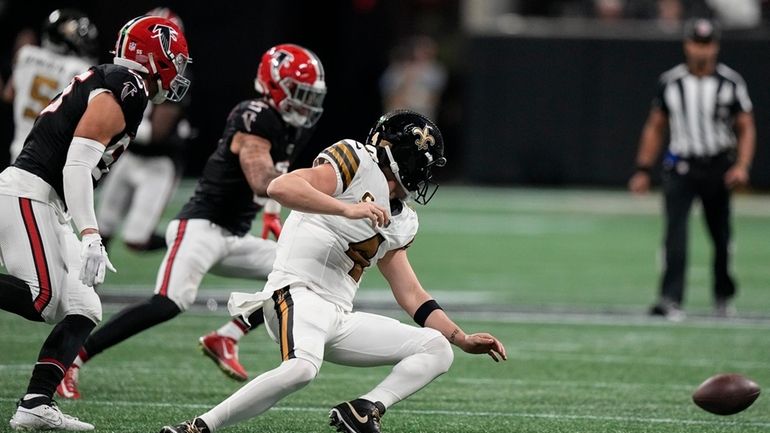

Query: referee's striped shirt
<box><xmin>652</xmin><ymin>63</ymin><xmax>752</xmax><ymax>158</ymax></box>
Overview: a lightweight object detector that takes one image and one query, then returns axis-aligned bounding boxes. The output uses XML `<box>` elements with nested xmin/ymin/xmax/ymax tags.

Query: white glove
<box><xmin>79</xmin><ymin>233</ymin><xmax>116</xmax><ymax>287</ymax></box>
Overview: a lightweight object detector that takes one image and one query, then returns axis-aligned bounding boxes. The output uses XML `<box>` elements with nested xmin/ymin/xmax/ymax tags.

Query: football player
<box><xmin>58</xmin><ymin>44</ymin><xmax>326</xmax><ymax>398</ymax></box>
<box><xmin>0</xmin><ymin>15</ymin><xmax>190</xmax><ymax>431</ymax></box>
<box><xmin>4</xmin><ymin>9</ymin><xmax>99</xmax><ymax>163</ymax></box>
<box><xmin>97</xmin><ymin>7</ymin><xmax>192</xmax><ymax>252</ymax></box>
<box><xmin>160</xmin><ymin>110</ymin><xmax>507</xmax><ymax>433</ymax></box>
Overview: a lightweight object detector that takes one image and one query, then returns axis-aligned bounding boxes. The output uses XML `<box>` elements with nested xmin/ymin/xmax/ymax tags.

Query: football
<box><xmin>692</xmin><ymin>373</ymin><xmax>761</xmax><ymax>415</ymax></box>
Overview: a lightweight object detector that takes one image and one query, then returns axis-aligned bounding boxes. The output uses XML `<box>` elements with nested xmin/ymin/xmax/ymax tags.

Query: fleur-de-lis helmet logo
<box><xmin>411</xmin><ymin>125</ymin><xmax>435</xmax><ymax>151</ymax></box>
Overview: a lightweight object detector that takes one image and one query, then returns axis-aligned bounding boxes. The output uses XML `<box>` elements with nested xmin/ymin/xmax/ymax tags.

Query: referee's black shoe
<box><xmin>329</xmin><ymin>399</ymin><xmax>386</xmax><ymax>433</ymax></box>
<box><xmin>649</xmin><ymin>298</ymin><xmax>685</xmax><ymax>322</ymax></box>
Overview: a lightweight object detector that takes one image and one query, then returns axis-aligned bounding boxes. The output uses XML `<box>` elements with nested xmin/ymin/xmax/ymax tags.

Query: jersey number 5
<box><xmin>40</xmin><ymin>70</ymin><xmax>94</xmax><ymax>115</ymax></box>
<box><xmin>24</xmin><ymin>75</ymin><xmax>59</xmax><ymax>119</ymax></box>
<box><xmin>345</xmin><ymin>233</ymin><xmax>385</xmax><ymax>282</ymax></box>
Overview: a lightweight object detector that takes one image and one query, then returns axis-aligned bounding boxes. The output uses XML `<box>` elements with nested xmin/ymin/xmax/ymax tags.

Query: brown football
<box><xmin>692</xmin><ymin>373</ymin><xmax>761</xmax><ymax>415</ymax></box>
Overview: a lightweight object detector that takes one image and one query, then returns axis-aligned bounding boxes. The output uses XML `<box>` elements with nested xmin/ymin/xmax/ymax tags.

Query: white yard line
<box><xmin>0</xmin><ymin>397</ymin><xmax>766</xmax><ymax>428</ymax></box>
<box><xmin>95</xmin><ymin>286</ymin><xmax>770</xmax><ymax>329</ymax></box>
<box><xmin>0</xmin><ymin>364</ymin><xmax>755</xmax><ymax>388</ymax></box>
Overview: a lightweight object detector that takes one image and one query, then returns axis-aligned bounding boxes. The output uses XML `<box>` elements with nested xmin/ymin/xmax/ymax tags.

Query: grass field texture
<box><xmin>1</xmin><ymin>184</ymin><xmax>768</xmax><ymax>432</ymax></box>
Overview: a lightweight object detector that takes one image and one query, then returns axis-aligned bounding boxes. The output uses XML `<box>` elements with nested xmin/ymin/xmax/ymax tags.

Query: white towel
<box><xmin>227</xmin><ymin>291</ymin><xmax>275</xmax><ymax>326</ymax></box>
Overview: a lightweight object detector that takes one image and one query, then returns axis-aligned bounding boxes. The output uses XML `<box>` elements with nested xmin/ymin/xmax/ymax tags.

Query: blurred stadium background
<box><xmin>1</xmin><ymin>1</ymin><xmax>769</xmax><ymax>432</ymax></box>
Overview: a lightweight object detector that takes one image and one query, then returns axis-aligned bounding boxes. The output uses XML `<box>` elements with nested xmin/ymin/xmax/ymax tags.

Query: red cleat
<box><xmin>199</xmin><ymin>332</ymin><xmax>248</xmax><ymax>382</ymax></box>
<box><xmin>56</xmin><ymin>365</ymin><xmax>81</xmax><ymax>399</ymax></box>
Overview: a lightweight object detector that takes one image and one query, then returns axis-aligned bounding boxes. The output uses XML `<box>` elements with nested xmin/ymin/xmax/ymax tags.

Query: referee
<box><xmin>628</xmin><ymin>18</ymin><xmax>756</xmax><ymax>320</ymax></box>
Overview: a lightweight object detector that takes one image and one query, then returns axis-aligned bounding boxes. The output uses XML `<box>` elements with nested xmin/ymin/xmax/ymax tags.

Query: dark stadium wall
<box><xmin>465</xmin><ymin>35</ymin><xmax>770</xmax><ymax>188</ymax></box>
<box><xmin>5</xmin><ymin>2</ymin><xmax>766</xmax><ymax>188</ymax></box>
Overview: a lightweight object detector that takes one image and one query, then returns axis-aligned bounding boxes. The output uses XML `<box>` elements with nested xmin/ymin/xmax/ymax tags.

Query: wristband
<box><xmin>413</xmin><ymin>299</ymin><xmax>442</xmax><ymax>327</ymax></box>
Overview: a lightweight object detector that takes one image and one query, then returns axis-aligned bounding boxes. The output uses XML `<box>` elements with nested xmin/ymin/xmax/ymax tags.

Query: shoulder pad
<box><xmin>231</xmin><ymin>99</ymin><xmax>280</xmax><ymax>136</ymax></box>
<box><xmin>319</xmin><ymin>140</ymin><xmax>366</xmax><ymax>191</ymax></box>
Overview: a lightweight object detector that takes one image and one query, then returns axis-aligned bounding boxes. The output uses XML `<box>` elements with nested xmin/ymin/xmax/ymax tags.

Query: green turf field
<box><xmin>1</xmin><ymin>184</ymin><xmax>769</xmax><ymax>432</ymax></box>
<box><xmin>102</xmin><ymin>183</ymin><xmax>770</xmax><ymax>315</ymax></box>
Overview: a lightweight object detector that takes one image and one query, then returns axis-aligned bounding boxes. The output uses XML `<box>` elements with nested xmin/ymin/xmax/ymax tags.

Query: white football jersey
<box><xmin>265</xmin><ymin>139</ymin><xmax>418</xmax><ymax>311</ymax></box>
<box><xmin>10</xmin><ymin>45</ymin><xmax>91</xmax><ymax>161</ymax></box>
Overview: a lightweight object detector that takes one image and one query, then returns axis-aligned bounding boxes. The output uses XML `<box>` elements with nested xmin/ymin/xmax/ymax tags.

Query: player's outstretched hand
<box><xmin>461</xmin><ymin>332</ymin><xmax>507</xmax><ymax>362</ymax></box>
<box><xmin>79</xmin><ymin>233</ymin><xmax>116</xmax><ymax>287</ymax></box>
<box><xmin>343</xmin><ymin>201</ymin><xmax>389</xmax><ymax>228</ymax></box>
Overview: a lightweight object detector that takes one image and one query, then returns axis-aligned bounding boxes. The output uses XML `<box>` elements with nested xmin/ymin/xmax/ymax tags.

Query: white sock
<box><xmin>360</xmin><ymin>335</ymin><xmax>454</xmax><ymax>408</ymax></box>
<box><xmin>199</xmin><ymin>358</ymin><xmax>317</xmax><ymax>431</ymax></box>
<box><xmin>216</xmin><ymin>320</ymin><xmax>247</xmax><ymax>341</ymax></box>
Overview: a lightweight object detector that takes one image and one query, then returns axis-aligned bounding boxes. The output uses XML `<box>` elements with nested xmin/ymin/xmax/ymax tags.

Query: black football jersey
<box><xmin>14</xmin><ymin>64</ymin><xmax>148</xmax><ymax>205</ymax></box>
<box><xmin>176</xmin><ymin>99</ymin><xmax>313</xmax><ymax>236</ymax></box>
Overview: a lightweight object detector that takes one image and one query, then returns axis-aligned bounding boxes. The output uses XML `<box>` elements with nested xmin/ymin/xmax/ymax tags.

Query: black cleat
<box><xmin>329</xmin><ymin>399</ymin><xmax>386</xmax><ymax>433</ymax></box>
<box><xmin>159</xmin><ymin>419</ymin><xmax>209</xmax><ymax>433</ymax></box>
<box><xmin>649</xmin><ymin>298</ymin><xmax>685</xmax><ymax>322</ymax></box>
<box><xmin>145</xmin><ymin>233</ymin><xmax>167</xmax><ymax>251</ymax></box>
<box><xmin>126</xmin><ymin>233</ymin><xmax>167</xmax><ymax>252</ymax></box>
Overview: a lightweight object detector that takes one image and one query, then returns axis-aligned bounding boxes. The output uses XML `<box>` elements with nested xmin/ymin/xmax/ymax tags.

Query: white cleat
<box><xmin>9</xmin><ymin>401</ymin><xmax>94</xmax><ymax>431</ymax></box>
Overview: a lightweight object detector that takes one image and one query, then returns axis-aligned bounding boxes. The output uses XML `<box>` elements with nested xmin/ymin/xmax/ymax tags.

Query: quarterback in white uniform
<box><xmin>161</xmin><ymin>110</ymin><xmax>507</xmax><ymax>433</ymax></box>
<box><xmin>5</xmin><ymin>9</ymin><xmax>97</xmax><ymax>162</ymax></box>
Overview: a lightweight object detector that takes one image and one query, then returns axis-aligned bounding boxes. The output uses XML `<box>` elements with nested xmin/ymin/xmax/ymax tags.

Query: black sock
<box><xmin>26</xmin><ymin>315</ymin><xmax>96</xmax><ymax>400</ymax></box>
<box><xmin>193</xmin><ymin>418</ymin><xmax>210</xmax><ymax>433</ymax></box>
<box><xmin>82</xmin><ymin>295</ymin><xmax>180</xmax><ymax>359</ymax></box>
<box><xmin>19</xmin><ymin>395</ymin><xmax>51</xmax><ymax>409</ymax></box>
<box><xmin>244</xmin><ymin>307</ymin><xmax>264</xmax><ymax>333</ymax></box>
<box><xmin>0</xmin><ymin>274</ymin><xmax>44</xmax><ymax>322</ymax></box>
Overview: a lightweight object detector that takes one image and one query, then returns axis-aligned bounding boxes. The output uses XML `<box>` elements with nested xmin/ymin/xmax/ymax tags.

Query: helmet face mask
<box><xmin>151</xmin><ymin>51</ymin><xmax>191</xmax><ymax>103</ymax></box>
<box><xmin>255</xmin><ymin>44</ymin><xmax>326</xmax><ymax>128</ymax></box>
<box><xmin>367</xmin><ymin>110</ymin><xmax>447</xmax><ymax>205</ymax></box>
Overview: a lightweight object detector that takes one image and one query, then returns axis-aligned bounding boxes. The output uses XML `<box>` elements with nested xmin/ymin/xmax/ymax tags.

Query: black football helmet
<box><xmin>42</xmin><ymin>9</ymin><xmax>99</xmax><ymax>59</ymax></box>
<box><xmin>366</xmin><ymin>110</ymin><xmax>447</xmax><ymax>205</ymax></box>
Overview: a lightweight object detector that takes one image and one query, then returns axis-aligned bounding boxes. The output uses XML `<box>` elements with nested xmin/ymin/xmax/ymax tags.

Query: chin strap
<box><xmin>147</xmin><ymin>53</ymin><xmax>167</xmax><ymax>103</ymax></box>
<box><xmin>383</xmin><ymin>145</ymin><xmax>412</xmax><ymax>199</ymax></box>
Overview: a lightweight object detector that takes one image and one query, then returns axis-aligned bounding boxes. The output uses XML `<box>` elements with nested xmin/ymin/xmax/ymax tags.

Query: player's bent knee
<box><xmin>281</xmin><ymin>358</ymin><xmax>318</xmax><ymax>390</ymax></box>
<box><xmin>149</xmin><ymin>294</ymin><xmax>183</xmax><ymax>318</ymax></box>
<box><xmin>69</xmin><ymin>304</ymin><xmax>102</xmax><ymax>324</ymax></box>
<box><xmin>424</xmin><ymin>334</ymin><xmax>454</xmax><ymax>374</ymax></box>
<box><xmin>162</xmin><ymin>291</ymin><xmax>195</xmax><ymax>312</ymax></box>
<box><xmin>67</xmin><ymin>290</ymin><xmax>103</xmax><ymax>324</ymax></box>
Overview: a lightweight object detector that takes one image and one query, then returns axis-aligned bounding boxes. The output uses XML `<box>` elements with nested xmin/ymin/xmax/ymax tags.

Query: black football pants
<box><xmin>659</xmin><ymin>154</ymin><xmax>736</xmax><ymax>305</ymax></box>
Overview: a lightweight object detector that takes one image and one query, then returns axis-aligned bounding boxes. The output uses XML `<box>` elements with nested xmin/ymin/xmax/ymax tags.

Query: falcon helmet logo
<box><xmin>121</xmin><ymin>81</ymin><xmax>138</xmax><ymax>101</ymax></box>
<box><xmin>269</xmin><ymin>50</ymin><xmax>294</xmax><ymax>83</ymax></box>
<box><xmin>242</xmin><ymin>110</ymin><xmax>257</xmax><ymax>132</ymax></box>
<box><xmin>411</xmin><ymin>126</ymin><xmax>435</xmax><ymax>151</ymax></box>
<box><xmin>150</xmin><ymin>24</ymin><xmax>178</xmax><ymax>59</ymax></box>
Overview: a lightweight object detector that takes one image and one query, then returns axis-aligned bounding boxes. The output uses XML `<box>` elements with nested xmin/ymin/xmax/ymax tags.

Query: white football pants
<box><xmin>154</xmin><ymin>219</ymin><xmax>276</xmax><ymax>310</ymax></box>
<box><xmin>0</xmin><ymin>195</ymin><xmax>102</xmax><ymax>324</ymax></box>
<box><xmin>198</xmin><ymin>286</ymin><xmax>454</xmax><ymax>431</ymax></box>
<box><xmin>97</xmin><ymin>152</ymin><xmax>178</xmax><ymax>245</ymax></box>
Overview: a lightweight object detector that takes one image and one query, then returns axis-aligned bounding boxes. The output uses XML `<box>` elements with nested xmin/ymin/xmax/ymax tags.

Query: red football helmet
<box><xmin>255</xmin><ymin>44</ymin><xmax>326</xmax><ymax>128</ymax></box>
<box><xmin>112</xmin><ymin>15</ymin><xmax>191</xmax><ymax>103</ymax></box>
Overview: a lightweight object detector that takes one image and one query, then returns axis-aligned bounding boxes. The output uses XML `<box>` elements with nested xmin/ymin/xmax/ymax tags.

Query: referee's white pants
<box><xmin>154</xmin><ymin>219</ymin><xmax>276</xmax><ymax>311</ymax></box>
<box><xmin>97</xmin><ymin>152</ymin><xmax>178</xmax><ymax>245</ymax></box>
<box><xmin>198</xmin><ymin>286</ymin><xmax>454</xmax><ymax>431</ymax></box>
<box><xmin>0</xmin><ymin>195</ymin><xmax>101</xmax><ymax>324</ymax></box>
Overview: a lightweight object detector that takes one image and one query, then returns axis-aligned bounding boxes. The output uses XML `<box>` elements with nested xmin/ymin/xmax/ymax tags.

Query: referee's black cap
<box><xmin>684</xmin><ymin>18</ymin><xmax>720</xmax><ymax>43</ymax></box>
